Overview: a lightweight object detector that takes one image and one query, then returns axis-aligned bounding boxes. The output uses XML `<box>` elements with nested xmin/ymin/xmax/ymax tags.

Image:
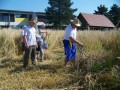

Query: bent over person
<box><xmin>38</xmin><ymin>24</ymin><xmax>48</xmax><ymax>61</ymax></box>
<box><xmin>23</xmin><ymin>19</ymin><xmax>37</xmax><ymax>70</ymax></box>
<box><xmin>63</xmin><ymin>18</ymin><xmax>83</xmax><ymax>67</ymax></box>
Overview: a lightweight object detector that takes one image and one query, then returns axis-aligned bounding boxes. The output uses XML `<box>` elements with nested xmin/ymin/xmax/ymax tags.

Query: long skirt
<box><xmin>63</xmin><ymin>40</ymin><xmax>76</xmax><ymax>61</ymax></box>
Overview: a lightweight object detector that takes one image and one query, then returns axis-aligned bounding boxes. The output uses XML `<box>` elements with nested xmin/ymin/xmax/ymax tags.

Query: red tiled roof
<box><xmin>81</xmin><ymin>13</ymin><xmax>115</xmax><ymax>27</ymax></box>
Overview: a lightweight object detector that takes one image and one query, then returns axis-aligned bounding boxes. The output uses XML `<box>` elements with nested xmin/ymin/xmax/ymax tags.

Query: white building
<box><xmin>0</xmin><ymin>9</ymin><xmax>47</xmax><ymax>28</ymax></box>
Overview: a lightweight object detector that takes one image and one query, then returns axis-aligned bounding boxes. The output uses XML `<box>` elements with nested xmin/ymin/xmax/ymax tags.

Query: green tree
<box><xmin>108</xmin><ymin>4</ymin><xmax>120</xmax><ymax>27</ymax></box>
<box><xmin>45</xmin><ymin>0</ymin><xmax>77</xmax><ymax>28</ymax></box>
<box><xmin>94</xmin><ymin>5</ymin><xmax>108</xmax><ymax>16</ymax></box>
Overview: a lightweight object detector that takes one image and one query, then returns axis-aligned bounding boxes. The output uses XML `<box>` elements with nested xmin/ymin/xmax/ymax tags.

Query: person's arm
<box><xmin>35</xmin><ymin>32</ymin><xmax>38</xmax><ymax>48</ymax></box>
<box><xmin>24</xmin><ymin>29</ymin><xmax>29</xmax><ymax>49</ymax></box>
<box><xmin>24</xmin><ymin>35</ymin><xmax>29</xmax><ymax>48</ymax></box>
<box><xmin>19</xmin><ymin>31</ymin><xmax>23</xmax><ymax>44</ymax></box>
<box><xmin>41</xmin><ymin>31</ymin><xmax>47</xmax><ymax>35</ymax></box>
<box><xmin>69</xmin><ymin>37</ymin><xmax>83</xmax><ymax>47</ymax></box>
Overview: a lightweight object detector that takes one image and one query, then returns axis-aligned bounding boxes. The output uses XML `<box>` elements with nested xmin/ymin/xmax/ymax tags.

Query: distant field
<box><xmin>0</xmin><ymin>29</ymin><xmax>120</xmax><ymax>89</ymax></box>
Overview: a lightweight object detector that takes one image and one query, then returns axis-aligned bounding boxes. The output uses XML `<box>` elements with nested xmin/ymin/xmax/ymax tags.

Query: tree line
<box><xmin>45</xmin><ymin>0</ymin><xmax>120</xmax><ymax>28</ymax></box>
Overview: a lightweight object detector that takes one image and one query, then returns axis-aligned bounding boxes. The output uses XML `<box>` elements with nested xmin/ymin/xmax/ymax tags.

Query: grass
<box><xmin>0</xmin><ymin>56</ymin><xmax>78</xmax><ymax>90</ymax></box>
<box><xmin>0</xmin><ymin>28</ymin><xmax>120</xmax><ymax>89</ymax></box>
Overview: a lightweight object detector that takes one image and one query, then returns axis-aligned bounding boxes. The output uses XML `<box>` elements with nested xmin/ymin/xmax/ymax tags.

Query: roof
<box><xmin>0</xmin><ymin>9</ymin><xmax>45</xmax><ymax>14</ymax></box>
<box><xmin>80</xmin><ymin>13</ymin><xmax>115</xmax><ymax>27</ymax></box>
<box><xmin>0</xmin><ymin>9</ymin><xmax>33</xmax><ymax>13</ymax></box>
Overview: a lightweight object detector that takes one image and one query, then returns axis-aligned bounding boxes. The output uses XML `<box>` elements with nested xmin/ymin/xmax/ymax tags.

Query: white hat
<box><xmin>71</xmin><ymin>18</ymin><xmax>81</xmax><ymax>26</ymax></box>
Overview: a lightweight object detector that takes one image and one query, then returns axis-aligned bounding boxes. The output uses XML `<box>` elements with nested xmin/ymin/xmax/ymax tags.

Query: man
<box><xmin>23</xmin><ymin>18</ymin><xmax>37</xmax><ymax>69</ymax></box>
<box><xmin>63</xmin><ymin>18</ymin><xmax>83</xmax><ymax>67</ymax></box>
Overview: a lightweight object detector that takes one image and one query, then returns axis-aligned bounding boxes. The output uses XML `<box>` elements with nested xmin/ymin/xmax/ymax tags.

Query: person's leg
<box><xmin>36</xmin><ymin>41</ymin><xmax>40</xmax><ymax>60</ymax></box>
<box><xmin>64</xmin><ymin>57</ymin><xmax>68</xmax><ymax>67</ymax></box>
<box><xmin>39</xmin><ymin>41</ymin><xmax>44</xmax><ymax>61</ymax></box>
<box><xmin>23</xmin><ymin>47</ymin><xmax>31</xmax><ymax>69</ymax></box>
<box><xmin>22</xmin><ymin>42</ymin><xmax>25</xmax><ymax>51</ymax></box>
<box><xmin>40</xmin><ymin>47</ymin><xmax>44</xmax><ymax>61</ymax></box>
<box><xmin>41</xmin><ymin>48</ymin><xmax>44</xmax><ymax>60</ymax></box>
<box><xmin>31</xmin><ymin>45</ymin><xmax>36</xmax><ymax>65</ymax></box>
<box><xmin>72</xmin><ymin>59</ymin><xmax>76</xmax><ymax>66</ymax></box>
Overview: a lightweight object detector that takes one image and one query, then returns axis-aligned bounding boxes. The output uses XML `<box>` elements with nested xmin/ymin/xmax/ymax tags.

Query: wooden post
<box><xmin>87</xmin><ymin>25</ymin><xmax>90</xmax><ymax>30</ymax></box>
<box><xmin>8</xmin><ymin>13</ymin><xmax>10</xmax><ymax>28</ymax></box>
<box><xmin>32</xmin><ymin>12</ymin><xmax>38</xmax><ymax>30</ymax></box>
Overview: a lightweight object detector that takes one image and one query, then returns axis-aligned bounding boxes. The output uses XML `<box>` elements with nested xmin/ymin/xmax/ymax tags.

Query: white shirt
<box><xmin>24</xmin><ymin>25</ymin><xmax>37</xmax><ymax>46</ymax></box>
<box><xmin>36</xmin><ymin>34</ymin><xmax>43</xmax><ymax>42</ymax></box>
<box><xmin>39</xmin><ymin>29</ymin><xmax>46</xmax><ymax>35</ymax></box>
<box><xmin>63</xmin><ymin>24</ymin><xmax>77</xmax><ymax>41</ymax></box>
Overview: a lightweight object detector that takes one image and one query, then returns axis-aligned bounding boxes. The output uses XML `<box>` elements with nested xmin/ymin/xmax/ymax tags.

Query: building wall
<box><xmin>0</xmin><ymin>10</ymin><xmax>46</xmax><ymax>28</ymax></box>
<box><xmin>15</xmin><ymin>18</ymin><xmax>28</xmax><ymax>22</ymax></box>
<box><xmin>77</xmin><ymin>13</ymin><xmax>88</xmax><ymax>27</ymax></box>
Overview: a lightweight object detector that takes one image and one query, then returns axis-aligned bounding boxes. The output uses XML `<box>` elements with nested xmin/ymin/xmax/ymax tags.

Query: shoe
<box><xmin>40</xmin><ymin>60</ymin><xmax>44</xmax><ymax>62</ymax></box>
<box><xmin>23</xmin><ymin>67</ymin><xmax>28</xmax><ymax>71</ymax></box>
<box><xmin>35</xmin><ymin>59</ymin><xmax>37</xmax><ymax>62</ymax></box>
<box><xmin>32</xmin><ymin>61</ymin><xmax>37</xmax><ymax>66</ymax></box>
<box><xmin>116</xmin><ymin>57</ymin><xmax>120</xmax><ymax>60</ymax></box>
<box><xmin>40</xmin><ymin>58</ymin><xmax>44</xmax><ymax>62</ymax></box>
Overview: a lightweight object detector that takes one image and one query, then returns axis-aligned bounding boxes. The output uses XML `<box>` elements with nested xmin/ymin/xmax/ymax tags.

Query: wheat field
<box><xmin>0</xmin><ymin>28</ymin><xmax>120</xmax><ymax>90</ymax></box>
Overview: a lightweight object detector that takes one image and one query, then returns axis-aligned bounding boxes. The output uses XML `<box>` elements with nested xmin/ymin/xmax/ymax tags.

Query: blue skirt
<box><xmin>63</xmin><ymin>40</ymin><xmax>76</xmax><ymax>61</ymax></box>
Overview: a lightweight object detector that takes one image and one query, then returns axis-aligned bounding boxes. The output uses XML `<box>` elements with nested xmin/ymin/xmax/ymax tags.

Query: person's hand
<box><xmin>78</xmin><ymin>42</ymin><xmax>83</xmax><ymax>48</ymax></box>
<box><xmin>26</xmin><ymin>44</ymin><xmax>29</xmax><ymax>49</ymax></box>
<box><xmin>36</xmin><ymin>44</ymin><xmax>38</xmax><ymax>48</ymax></box>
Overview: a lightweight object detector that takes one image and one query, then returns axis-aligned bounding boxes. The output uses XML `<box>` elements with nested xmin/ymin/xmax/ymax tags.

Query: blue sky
<box><xmin>0</xmin><ymin>0</ymin><xmax>120</xmax><ymax>16</ymax></box>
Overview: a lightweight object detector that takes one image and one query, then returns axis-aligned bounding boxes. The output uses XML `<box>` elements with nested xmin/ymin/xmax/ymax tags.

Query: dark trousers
<box><xmin>23</xmin><ymin>45</ymin><xmax>36</xmax><ymax>68</ymax></box>
<box><xmin>21</xmin><ymin>42</ymin><xmax>25</xmax><ymax>51</ymax></box>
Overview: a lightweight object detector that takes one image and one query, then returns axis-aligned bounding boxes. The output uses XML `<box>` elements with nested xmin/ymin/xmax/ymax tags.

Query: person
<box><xmin>23</xmin><ymin>18</ymin><xmax>37</xmax><ymax>70</ymax></box>
<box><xmin>20</xmin><ymin>25</ymin><xmax>27</xmax><ymax>52</ymax></box>
<box><xmin>36</xmin><ymin>34</ymin><xmax>43</xmax><ymax>60</ymax></box>
<box><xmin>37</xmin><ymin>24</ymin><xmax>48</xmax><ymax>61</ymax></box>
<box><xmin>63</xmin><ymin>18</ymin><xmax>83</xmax><ymax>67</ymax></box>
<box><xmin>39</xmin><ymin>24</ymin><xmax>48</xmax><ymax>49</ymax></box>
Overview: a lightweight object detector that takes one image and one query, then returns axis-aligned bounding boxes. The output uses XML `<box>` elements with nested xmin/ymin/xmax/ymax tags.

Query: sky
<box><xmin>0</xmin><ymin>0</ymin><xmax>120</xmax><ymax>16</ymax></box>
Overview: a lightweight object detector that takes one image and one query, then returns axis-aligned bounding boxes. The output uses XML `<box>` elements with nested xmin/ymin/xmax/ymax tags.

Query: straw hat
<box><xmin>71</xmin><ymin>18</ymin><xmax>81</xmax><ymax>26</ymax></box>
